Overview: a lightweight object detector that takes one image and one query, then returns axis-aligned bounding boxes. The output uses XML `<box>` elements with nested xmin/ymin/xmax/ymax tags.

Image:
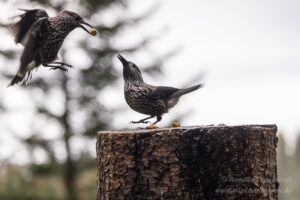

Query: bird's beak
<box><xmin>117</xmin><ymin>54</ymin><xmax>129</xmax><ymax>66</ymax></box>
<box><xmin>79</xmin><ymin>20</ymin><xmax>95</xmax><ymax>35</ymax></box>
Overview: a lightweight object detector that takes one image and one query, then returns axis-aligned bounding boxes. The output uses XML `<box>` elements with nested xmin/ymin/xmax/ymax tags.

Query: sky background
<box><xmin>115</xmin><ymin>0</ymin><xmax>300</xmax><ymax>146</ymax></box>
<box><xmin>0</xmin><ymin>0</ymin><xmax>300</xmax><ymax>163</ymax></box>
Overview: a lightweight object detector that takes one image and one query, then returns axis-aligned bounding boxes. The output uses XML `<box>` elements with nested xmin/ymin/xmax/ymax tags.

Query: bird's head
<box><xmin>60</xmin><ymin>10</ymin><xmax>97</xmax><ymax>36</ymax></box>
<box><xmin>117</xmin><ymin>54</ymin><xmax>144</xmax><ymax>84</ymax></box>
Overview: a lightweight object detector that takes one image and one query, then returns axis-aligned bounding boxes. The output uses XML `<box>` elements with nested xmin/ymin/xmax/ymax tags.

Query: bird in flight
<box><xmin>117</xmin><ymin>54</ymin><xmax>204</xmax><ymax>129</ymax></box>
<box><xmin>8</xmin><ymin>9</ymin><xmax>97</xmax><ymax>86</ymax></box>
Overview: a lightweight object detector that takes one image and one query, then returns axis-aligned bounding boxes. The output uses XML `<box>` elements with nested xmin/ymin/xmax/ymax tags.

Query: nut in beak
<box><xmin>90</xmin><ymin>29</ymin><xmax>97</xmax><ymax>36</ymax></box>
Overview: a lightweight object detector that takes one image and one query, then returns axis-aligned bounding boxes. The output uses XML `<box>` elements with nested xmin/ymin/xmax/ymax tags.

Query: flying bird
<box><xmin>117</xmin><ymin>54</ymin><xmax>204</xmax><ymax>128</ymax></box>
<box><xmin>8</xmin><ymin>9</ymin><xmax>97</xmax><ymax>86</ymax></box>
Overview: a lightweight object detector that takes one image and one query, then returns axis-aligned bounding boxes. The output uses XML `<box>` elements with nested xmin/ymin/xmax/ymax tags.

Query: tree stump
<box><xmin>96</xmin><ymin>125</ymin><xmax>278</xmax><ymax>200</ymax></box>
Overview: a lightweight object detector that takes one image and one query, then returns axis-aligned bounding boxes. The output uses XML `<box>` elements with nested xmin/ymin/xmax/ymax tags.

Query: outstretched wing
<box><xmin>148</xmin><ymin>86</ymin><xmax>179</xmax><ymax>100</ymax></box>
<box><xmin>10</xmin><ymin>9</ymin><xmax>49</xmax><ymax>45</ymax></box>
<box><xmin>20</xmin><ymin>17</ymin><xmax>50</xmax><ymax>70</ymax></box>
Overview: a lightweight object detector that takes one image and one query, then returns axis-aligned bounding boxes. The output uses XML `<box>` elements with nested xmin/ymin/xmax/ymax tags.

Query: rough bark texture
<box><xmin>96</xmin><ymin>125</ymin><xmax>278</xmax><ymax>200</ymax></box>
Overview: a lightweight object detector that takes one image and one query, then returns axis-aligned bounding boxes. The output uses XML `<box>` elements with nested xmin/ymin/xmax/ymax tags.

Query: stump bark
<box><xmin>96</xmin><ymin>125</ymin><xmax>278</xmax><ymax>200</ymax></box>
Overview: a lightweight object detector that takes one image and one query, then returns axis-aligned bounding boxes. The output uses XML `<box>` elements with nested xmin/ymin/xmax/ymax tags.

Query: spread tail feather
<box><xmin>7</xmin><ymin>75</ymin><xmax>24</xmax><ymax>87</ymax></box>
<box><xmin>171</xmin><ymin>84</ymin><xmax>205</xmax><ymax>98</ymax></box>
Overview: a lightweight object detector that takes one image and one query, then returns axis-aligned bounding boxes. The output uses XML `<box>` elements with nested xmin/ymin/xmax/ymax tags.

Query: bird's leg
<box><xmin>52</xmin><ymin>61</ymin><xmax>74</xmax><ymax>69</ymax></box>
<box><xmin>130</xmin><ymin>116</ymin><xmax>154</xmax><ymax>124</ymax></box>
<box><xmin>43</xmin><ymin>64</ymin><xmax>68</xmax><ymax>72</ymax></box>
<box><xmin>145</xmin><ymin>116</ymin><xmax>162</xmax><ymax>129</ymax></box>
<box><xmin>151</xmin><ymin>115</ymin><xmax>162</xmax><ymax>125</ymax></box>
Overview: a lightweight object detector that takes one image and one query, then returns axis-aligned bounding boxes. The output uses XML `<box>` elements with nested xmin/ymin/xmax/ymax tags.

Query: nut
<box><xmin>146</xmin><ymin>124</ymin><xmax>158</xmax><ymax>129</ymax></box>
<box><xmin>90</xmin><ymin>29</ymin><xmax>97</xmax><ymax>36</ymax></box>
<box><xmin>172</xmin><ymin>122</ymin><xmax>181</xmax><ymax>127</ymax></box>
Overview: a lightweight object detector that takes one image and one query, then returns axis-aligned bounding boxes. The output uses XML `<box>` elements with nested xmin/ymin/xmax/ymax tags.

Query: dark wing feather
<box><xmin>148</xmin><ymin>86</ymin><xmax>179</xmax><ymax>100</ymax></box>
<box><xmin>10</xmin><ymin>9</ymin><xmax>48</xmax><ymax>45</ymax></box>
<box><xmin>20</xmin><ymin>17</ymin><xmax>50</xmax><ymax>70</ymax></box>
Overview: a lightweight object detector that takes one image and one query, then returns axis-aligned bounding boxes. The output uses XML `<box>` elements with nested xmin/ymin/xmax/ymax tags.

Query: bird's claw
<box><xmin>50</xmin><ymin>67</ymin><xmax>68</xmax><ymax>72</ymax></box>
<box><xmin>130</xmin><ymin>120</ymin><xmax>150</xmax><ymax>124</ymax></box>
<box><xmin>63</xmin><ymin>64</ymin><xmax>74</xmax><ymax>68</ymax></box>
<box><xmin>52</xmin><ymin>62</ymin><xmax>74</xmax><ymax>69</ymax></box>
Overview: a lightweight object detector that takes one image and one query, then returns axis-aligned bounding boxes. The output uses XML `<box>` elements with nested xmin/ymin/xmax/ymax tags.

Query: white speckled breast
<box><xmin>124</xmin><ymin>82</ymin><xmax>167</xmax><ymax>116</ymax></box>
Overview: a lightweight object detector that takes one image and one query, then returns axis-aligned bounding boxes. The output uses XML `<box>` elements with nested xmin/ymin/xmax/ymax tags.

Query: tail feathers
<box><xmin>7</xmin><ymin>75</ymin><xmax>24</xmax><ymax>87</ymax></box>
<box><xmin>171</xmin><ymin>83</ymin><xmax>205</xmax><ymax>98</ymax></box>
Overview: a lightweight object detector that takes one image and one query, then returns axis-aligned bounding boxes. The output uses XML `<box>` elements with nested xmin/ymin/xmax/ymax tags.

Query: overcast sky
<box><xmin>0</xmin><ymin>0</ymin><xmax>300</xmax><ymax>163</ymax></box>
<box><xmin>128</xmin><ymin>0</ymin><xmax>300</xmax><ymax>144</ymax></box>
<box><xmin>110</xmin><ymin>0</ymin><xmax>300</xmax><ymax>145</ymax></box>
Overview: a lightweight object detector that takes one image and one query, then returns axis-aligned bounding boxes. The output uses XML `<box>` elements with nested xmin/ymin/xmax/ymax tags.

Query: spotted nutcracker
<box><xmin>117</xmin><ymin>54</ymin><xmax>204</xmax><ymax>127</ymax></box>
<box><xmin>8</xmin><ymin>9</ymin><xmax>97</xmax><ymax>86</ymax></box>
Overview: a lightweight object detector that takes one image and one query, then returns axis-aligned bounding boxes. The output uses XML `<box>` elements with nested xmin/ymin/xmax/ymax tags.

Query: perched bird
<box><xmin>8</xmin><ymin>9</ymin><xmax>97</xmax><ymax>86</ymax></box>
<box><xmin>117</xmin><ymin>54</ymin><xmax>204</xmax><ymax>127</ymax></box>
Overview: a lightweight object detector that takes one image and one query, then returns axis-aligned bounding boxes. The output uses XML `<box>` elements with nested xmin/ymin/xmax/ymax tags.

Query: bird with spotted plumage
<box><xmin>117</xmin><ymin>54</ymin><xmax>205</xmax><ymax>128</ymax></box>
<box><xmin>8</xmin><ymin>9</ymin><xmax>97</xmax><ymax>86</ymax></box>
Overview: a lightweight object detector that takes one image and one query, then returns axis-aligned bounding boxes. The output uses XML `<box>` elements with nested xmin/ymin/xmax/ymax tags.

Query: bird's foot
<box><xmin>130</xmin><ymin>120</ymin><xmax>151</xmax><ymax>124</ymax></box>
<box><xmin>52</xmin><ymin>62</ymin><xmax>74</xmax><ymax>69</ymax></box>
<box><xmin>172</xmin><ymin>122</ymin><xmax>181</xmax><ymax>127</ymax></box>
<box><xmin>61</xmin><ymin>63</ymin><xmax>74</xmax><ymax>69</ymax></box>
<box><xmin>146</xmin><ymin>124</ymin><xmax>158</xmax><ymax>129</ymax></box>
<box><xmin>50</xmin><ymin>66</ymin><xmax>68</xmax><ymax>72</ymax></box>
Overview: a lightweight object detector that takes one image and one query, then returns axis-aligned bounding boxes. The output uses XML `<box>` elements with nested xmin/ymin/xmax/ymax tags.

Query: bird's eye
<box><xmin>75</xmin><ymin>16</ymin><xmax>81</xmax><ymax>21</ymax></box>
